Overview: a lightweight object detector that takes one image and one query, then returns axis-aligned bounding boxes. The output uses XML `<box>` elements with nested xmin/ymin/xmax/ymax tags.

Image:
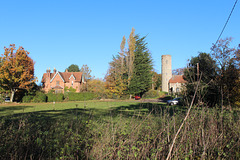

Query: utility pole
<box><xmin>197</xmin><ymin>63</ymin><xmax>199</xmax><ymax>82</ymax></box>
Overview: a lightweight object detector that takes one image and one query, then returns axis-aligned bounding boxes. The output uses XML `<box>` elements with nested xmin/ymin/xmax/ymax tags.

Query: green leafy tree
<box><xmin>183</xmin><ymin>52</ymin><xmax>219</xmax><ymax>106</ymax></box>
<box><xmin>129</xmin><ymin>35</ymin><xmax>153</xmax><ymax>97</ymax></box>
<box><xmin>66</xmin><ymin>64</ymin><xmax>80</xmax><ymax>72</ymax></box>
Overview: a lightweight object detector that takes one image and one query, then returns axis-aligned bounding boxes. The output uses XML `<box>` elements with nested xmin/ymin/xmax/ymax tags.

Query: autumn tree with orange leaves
<box><xmin>0</xmin><ymin>44</ymin><xmax>36</xmax><ymax>102</ymax></box>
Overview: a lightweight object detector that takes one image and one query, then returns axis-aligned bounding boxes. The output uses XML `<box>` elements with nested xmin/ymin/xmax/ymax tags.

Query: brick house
<box><xmin>41</xmin><ymin>68</ymin><xmax>85</xmax><ymax>93</ymax></box>
<box><xmin>169</xmin><ymin>75</ymin><xmax>186</xmax><ymax>94</ymax></box>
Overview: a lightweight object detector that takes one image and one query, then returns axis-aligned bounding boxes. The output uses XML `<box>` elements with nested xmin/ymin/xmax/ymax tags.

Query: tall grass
<box><xmin>0</xmin><ymin>112</ymin><xmax>93</xmax><ymax>159</ymax></box>
<box><xmin>0</xmin><ymin>102</ymin><xmax>240</xmax><ymax>159</ymax></box>
<box><xmin>90</xmin><ymin>105</ymin><xmax>240</xmax><ymax>159</ymax></box>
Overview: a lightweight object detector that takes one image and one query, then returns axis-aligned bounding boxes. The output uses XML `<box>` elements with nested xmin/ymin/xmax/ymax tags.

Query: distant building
<box><xmin>41</xmin><ymin>68</ymin><xmax>85</xmax><ymax>93</ymax></box>
<box><xmin>161</xmin><ymin>55</ymin><xmax>172</xmax><ymax>92</ymax></box>
<box><xmin>161</xmin><ymin>55</ymin><xmax>186</xmax><ymax>93</ymax></box>
<box><xmin>169</xmin><ymin>75</ymin><xmax>186</xmax><ymax>94</ymax></box>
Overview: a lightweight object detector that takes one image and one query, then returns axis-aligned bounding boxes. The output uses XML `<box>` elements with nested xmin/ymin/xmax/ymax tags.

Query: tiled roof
<box><xmin>59</xmin><ymin>72</ymin><xmax>82</xmax><ymax>82</ymax></box>
<box><xmin>169</xmin><ymin>75</ymin><xmax>186</xmax><ymax>83</ymax></box>
<box><xmin>41</xmin><ymin>73</ymin><xmax>56</xmax><ymax>83</ymax></box>
<box><xmin>41</xmin><ymin>71</ymin><xmax>83</xmax><ymax>83</ymax></box>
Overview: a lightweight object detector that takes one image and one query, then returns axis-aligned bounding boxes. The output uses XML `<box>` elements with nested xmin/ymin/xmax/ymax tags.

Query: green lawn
<box><xmin>0</xmin><ymin>100</ymin><xmax>163</xmax><ymax>117</ymax></box>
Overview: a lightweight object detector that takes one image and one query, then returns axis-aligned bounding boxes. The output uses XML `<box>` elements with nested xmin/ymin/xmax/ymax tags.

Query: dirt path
<box><xmin>140</xmin><ymin>98</ymin><xmax>167</xmax><ymax>103</ymax></box>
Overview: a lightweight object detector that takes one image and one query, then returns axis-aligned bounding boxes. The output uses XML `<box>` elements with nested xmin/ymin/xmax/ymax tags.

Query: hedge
<box><xmin>46</xmin><ymin>92</ymin><xmax>64</xmax><ymax>102</ymax></box>
<box><xmin>22</xmin><ymin>95</ymin><xmax>34</xmax><ymax>103</ymax></box>
<box><xmin>66</xmin><ymin>92</ymin><xmax>97</xmax><ymax>101</ymax></box>
<box><xmin>22</xmin><ymin>92</ymin><xmax>47</xmax><ymax>103</ymax></box>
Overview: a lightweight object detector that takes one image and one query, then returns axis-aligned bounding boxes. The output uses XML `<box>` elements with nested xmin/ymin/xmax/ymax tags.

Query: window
<box><xmin>176</xmin><ymin>87</ymin><xmax>180</xmax><ymax>93</ymax></box>
<box><xmin>72</xmin><ymin>81</ymin><xmax>73</xmax><ymax>86</ymax></box>
<box><xmin>56</xmin><ymin>81</ymin><xmax>60</xmax><ymax>86</ymax></box>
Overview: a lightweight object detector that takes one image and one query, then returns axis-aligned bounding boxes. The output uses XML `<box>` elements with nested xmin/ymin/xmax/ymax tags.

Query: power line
<box><xmin>213</xmin><ymin>0</ymin><xmax>238</xmax><ymax>47</ymax></box>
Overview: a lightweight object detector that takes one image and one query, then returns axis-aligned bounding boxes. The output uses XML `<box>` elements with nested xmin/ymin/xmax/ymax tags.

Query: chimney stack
<box><xmin>53</xmin><ymin>68</ymin><xmax>57</xmax><ymax>74</ymax></box>
<box><xmin>46</xmin><ymin>68</ymin><xmax>51</xmax><ymax>78</ymax></box>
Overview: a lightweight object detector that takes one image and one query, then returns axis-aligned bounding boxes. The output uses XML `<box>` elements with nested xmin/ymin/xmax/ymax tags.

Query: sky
<box><xmin>0</xmin><ymin>0</ymin><xmax>239</xmax><ymax>85</ymax></box>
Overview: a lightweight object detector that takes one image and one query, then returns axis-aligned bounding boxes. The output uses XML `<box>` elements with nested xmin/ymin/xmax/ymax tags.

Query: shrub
<box><xmin>32</xmin><ymin>92</ymin><xmax>47</xmax><ymax>103</ymax></box>
<box><xmin>46</xmin><ymin>92</ymin><xmax>64</xmax><ymax>102</ymax></box>
<box><xmin>142</xmin><ymin>89</ymin><xmax>159</xmax><ymax>98</ymax></box>
<box><xmin>64</xmin><ymin>86</ymin><xmax>76</xmax><ymax>93</ymax></box>
<box><xmin>159</xmin><ymin>91</ymin><xmax>167</xmax><ymax>97</ymax></box>
<box><xmin>22</xmin><ymin>95</ymin><xmax>34</xmax><ymax>103</ymax></box>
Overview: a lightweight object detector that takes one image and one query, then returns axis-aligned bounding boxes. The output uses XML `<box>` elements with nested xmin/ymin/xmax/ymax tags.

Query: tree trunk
<box><xmin>10</xmin><ymin>88</ymin><xmax>16</xmax><ymax>102</ymax></box>
<box><xmin>221</xmin><ymin>85</ymin><xmax>223</xmax><ymax>112</ymax></box>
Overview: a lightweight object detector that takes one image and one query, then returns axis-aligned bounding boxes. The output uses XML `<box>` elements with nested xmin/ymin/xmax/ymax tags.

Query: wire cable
<box><xmin>213</xmin><ymin>0</ymin><xmax>238</xmax><ymax>46</ymax></box>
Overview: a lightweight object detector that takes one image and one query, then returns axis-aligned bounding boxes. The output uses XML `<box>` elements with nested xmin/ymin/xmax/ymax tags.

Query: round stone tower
<box><xmin>161</xmin><ymin>55</ymin><xmax>172</xmax><ymax>92</ymax></box>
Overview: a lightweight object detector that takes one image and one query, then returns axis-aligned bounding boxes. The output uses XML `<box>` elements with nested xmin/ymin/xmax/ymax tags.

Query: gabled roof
<box><xmin>50</xmin><ymin>71</ymin><xmax>65</xmax><ymax>83</ymax></box>
<box><xmin>169</xmin><ymin>75</ymin><xmax>186</xmax><ymax>83</ymax></box>
<box><xmin>59</xmin><ymin>72</ymin><xmax>83</xmax><ymax>82</ymax></box>
<box><xmin>69</xmin><ymin>74</ymin><xmax>76</xmax><ymax>80</ymax></box>
<box><xmin>41</xmin><ymin>71</ymin><xmax>83</xmax><ymax>83</ymax></box>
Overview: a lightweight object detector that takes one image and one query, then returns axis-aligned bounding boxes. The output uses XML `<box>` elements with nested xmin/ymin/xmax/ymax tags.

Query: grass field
<box><xmin>0</xmin><ymin>100</ymin><xmax>142</xmax><ymax>116</ymax></box>
<box><xmin>0</xmin><ymin>100</ymin><xmax>240</xmax><ymax>159</ymax></box>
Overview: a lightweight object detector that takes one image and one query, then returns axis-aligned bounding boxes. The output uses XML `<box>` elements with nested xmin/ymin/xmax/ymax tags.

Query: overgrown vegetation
<box><xmin>0</xmin><ymin>102</ymin><xmax>239</xmax><ymax>159</ymax></box>
<box><xmin>0</xmin><ymin>112</ymin><xmax>92</xmax><ymax>159</ymax></box>
<box><xmin>183</xmin><ymin>37</ymin><xmax>240</xmax><ymax>108</ymax></box>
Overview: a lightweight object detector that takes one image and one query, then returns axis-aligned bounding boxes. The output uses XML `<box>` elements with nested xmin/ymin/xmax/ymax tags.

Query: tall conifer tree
<box><xmin>129</xmin><ymin>35</ymin><xmax>153</xmax><ymax>96</ymax></box>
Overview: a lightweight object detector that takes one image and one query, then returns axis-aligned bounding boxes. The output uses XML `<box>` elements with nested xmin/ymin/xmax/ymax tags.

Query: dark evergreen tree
<box><xmin>66</xmin><ymin>64</ymin><xmax>80</xmax><ymax>72</ymax></box>
<box><xmin>183</xmin><ymin>52</ymin><xmax>219</xmax><ymax>106</ymax></box>
<box><xmin>129</xmin><ymin>35</ymin><xmax>153</xmax><ymax>97</ymax></box>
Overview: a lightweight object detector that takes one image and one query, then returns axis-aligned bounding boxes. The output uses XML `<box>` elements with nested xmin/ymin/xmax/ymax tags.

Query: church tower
<box><xmin>161</xmin><ymin>55</ymin><xmax>172</xmax><ymax>92</ymax></box>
